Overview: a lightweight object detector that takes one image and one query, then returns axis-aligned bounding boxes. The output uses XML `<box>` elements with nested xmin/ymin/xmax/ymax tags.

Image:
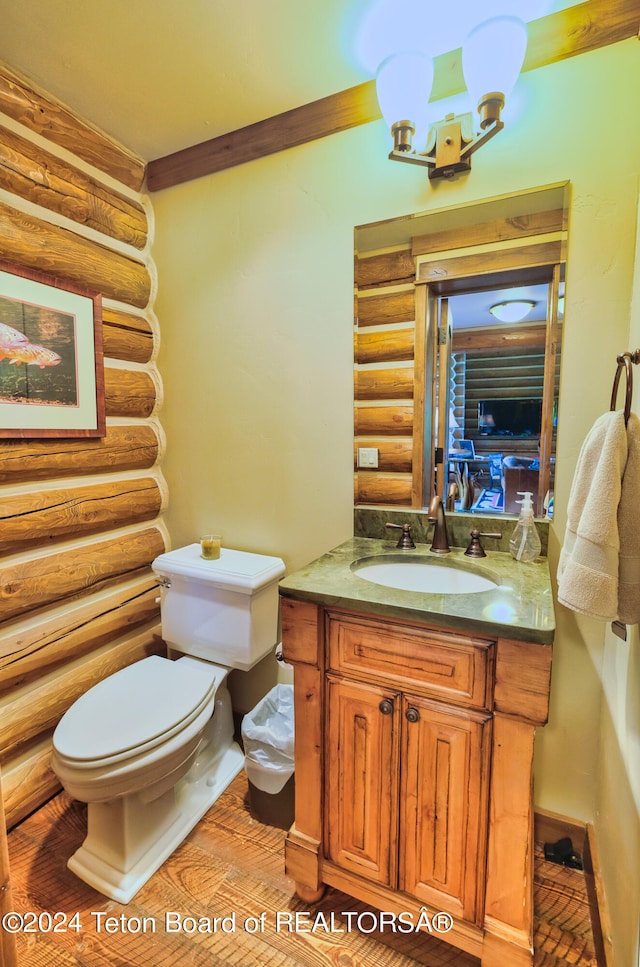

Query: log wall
<box><xmin>354</xmin><ymin>252</ymin><xmax>416</xmax><ymax>506</ymax></box>
<box><xmin>0</xmin><ymin>66</ymin><xmax>167</xmax><ymax>828</ymax></box>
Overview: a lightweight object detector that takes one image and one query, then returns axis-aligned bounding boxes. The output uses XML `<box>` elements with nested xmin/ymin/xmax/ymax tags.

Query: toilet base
<box><xmin>67</xmin><ymin>741</ymin><xmax>244</xmax><ymax>903</ymax></box>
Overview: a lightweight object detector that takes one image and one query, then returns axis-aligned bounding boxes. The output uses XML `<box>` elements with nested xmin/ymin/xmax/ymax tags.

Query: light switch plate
<box><xmin>357</xmin><ymin>447</ymin><xmax>379</xmax><ymax>468</ymax></box>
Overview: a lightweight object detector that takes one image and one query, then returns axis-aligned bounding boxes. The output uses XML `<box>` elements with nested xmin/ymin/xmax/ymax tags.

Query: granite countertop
<box><xmin>279</xmin><ymin>537</ymin><xmax>555</xmax><ymax>644</ymax></box>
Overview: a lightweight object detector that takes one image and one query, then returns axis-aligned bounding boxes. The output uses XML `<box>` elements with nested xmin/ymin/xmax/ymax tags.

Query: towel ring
<box><xmin>610</xmin><ymin>352</ymin><xmax>637</xmax><ymax>426</ymax></box>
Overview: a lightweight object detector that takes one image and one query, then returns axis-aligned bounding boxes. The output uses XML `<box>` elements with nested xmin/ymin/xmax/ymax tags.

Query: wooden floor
<box><xmin>7</xmin><ymin>774</ymin><xmax>599</xmax><ymax>967</ymax></box>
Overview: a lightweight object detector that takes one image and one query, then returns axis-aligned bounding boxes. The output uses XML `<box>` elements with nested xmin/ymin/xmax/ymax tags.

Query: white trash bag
<box><xmin>241</xmin><ymin>684</ymin><xmax>294</xmax><ymax>795</ymax></box>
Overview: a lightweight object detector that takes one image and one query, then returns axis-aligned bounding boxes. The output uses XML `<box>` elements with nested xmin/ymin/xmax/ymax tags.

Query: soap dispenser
<box><xmin>509</xmin><ymin>491</ymin><xmax>541</xmax><ymax>563</ymax></box>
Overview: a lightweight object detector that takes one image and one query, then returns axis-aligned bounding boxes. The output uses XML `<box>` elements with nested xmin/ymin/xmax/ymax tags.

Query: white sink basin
<box><xmin>352</xmin><ymin>557</ymin><xmax>498</xmax><ymax>595</ymax></box>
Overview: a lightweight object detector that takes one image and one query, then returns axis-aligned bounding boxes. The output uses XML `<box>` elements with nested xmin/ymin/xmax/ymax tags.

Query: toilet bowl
<box><xmin>51</xmin><ymin>544</ymin><xmax>285</xmax><ymax>903</ymax></box>
<box><xmin>52</xmin><ymin>656</ymin><xmax>228</xmax><ymax>803</ymax></box>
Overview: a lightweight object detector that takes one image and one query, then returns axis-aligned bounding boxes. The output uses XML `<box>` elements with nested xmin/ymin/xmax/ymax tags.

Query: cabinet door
<box><xmin>399</xmin><ymin>695</ymin><xmax>491</xmax><ymax>923</ymax></box>
<box><xmin>326</xmin><ymin>677</ymin><xmax>400</xmax><ymax>886</ymax></box>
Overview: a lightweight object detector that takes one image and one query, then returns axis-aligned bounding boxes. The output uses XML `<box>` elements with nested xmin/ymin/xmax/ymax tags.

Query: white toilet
<box><xmin>51</xmin><ymin>543</ymin><xmax>285</xmax><ymax>903</ymax></box>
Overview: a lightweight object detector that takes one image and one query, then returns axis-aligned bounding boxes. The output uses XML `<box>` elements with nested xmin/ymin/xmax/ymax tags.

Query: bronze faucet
<box><xmin>464</xmin><ymin>529</ymin><xmax>502</xmax><ymax>558</ymax></box>
<box><xmin>427</xmin><ymin>495</ymin><xmax>450</xmax><ymax>554</ymax></box>
<box><xmin>446</xmin><ymin>481</ymin><xmax>458</xmax><ymax>512</ymax></box>
<box><xmin>385</xmin><ymin>522</ymin><xmax>416</xmax><ymax>549</ymax></box>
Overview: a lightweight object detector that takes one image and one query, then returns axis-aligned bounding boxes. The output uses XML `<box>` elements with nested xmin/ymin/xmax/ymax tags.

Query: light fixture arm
<box><xmin>388</xmin><ymin>104</ymin><xmax>504</xmax><ymax>180</ymax></box>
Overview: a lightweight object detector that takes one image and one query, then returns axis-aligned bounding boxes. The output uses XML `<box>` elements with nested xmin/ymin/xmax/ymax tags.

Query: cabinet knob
<box><xmin>405</xmin><ymin>706</ymin><xmax>420</xmax><ymax>723</ymax></box>
<box><xmin>379</xmin><ymin>699</ymin><xmax>394</xmax><ymax>716</ymax></box>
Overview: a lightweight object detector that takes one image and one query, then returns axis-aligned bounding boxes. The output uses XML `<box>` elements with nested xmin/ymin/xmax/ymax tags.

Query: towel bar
<box><xmin>610</xmin><ymin>349</ymin><xmax>640</xmax><ymax>426</ymax></box>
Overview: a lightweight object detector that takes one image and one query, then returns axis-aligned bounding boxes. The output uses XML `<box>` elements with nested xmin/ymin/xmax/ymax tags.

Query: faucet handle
<box><xmin>464</xmin><ymin>529</ymin><xmax>502</xmax><ymax>558</ymax></box>
<box><xmin>385</xmin><ymin>522</ymin><xmax>416</xmax><ymax>549</ymax></box>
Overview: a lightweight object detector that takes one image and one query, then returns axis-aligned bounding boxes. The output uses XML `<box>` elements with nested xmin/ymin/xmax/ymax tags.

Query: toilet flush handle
<box><xmin>156</xmin><ymin>575</ymin><xmax>172</xmax><ymax>588</ymax></box>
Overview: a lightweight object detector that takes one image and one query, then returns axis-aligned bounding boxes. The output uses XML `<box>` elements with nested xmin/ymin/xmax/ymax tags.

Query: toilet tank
<box><xmin>152</xmin><ymin>544</ymin><xmax>286</xmax><ymax>671</ymax></box>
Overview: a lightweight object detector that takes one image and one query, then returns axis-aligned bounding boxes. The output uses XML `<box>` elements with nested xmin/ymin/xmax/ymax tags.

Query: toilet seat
<box><xmin>53</xmin><ymin>656</ymin><xmax>220</xmax><ymax>768</ymax></box>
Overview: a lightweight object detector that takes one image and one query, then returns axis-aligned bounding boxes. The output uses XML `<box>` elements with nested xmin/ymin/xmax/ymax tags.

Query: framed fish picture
<box><xmin>0</xmin><ymin>262</ymin><xmax>105</xmax><ymax>438</ymax></box>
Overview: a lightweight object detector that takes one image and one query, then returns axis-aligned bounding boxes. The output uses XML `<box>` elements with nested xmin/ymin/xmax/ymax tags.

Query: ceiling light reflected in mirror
<box><xmin>489</xmin><ymin>300</ymin><xmax>536</xmax><ymax>323</ymax></box>
<box><xmin>447</xmin><ymin>284</ymin><xmax>560</xmax><ymax>329</ymax></box>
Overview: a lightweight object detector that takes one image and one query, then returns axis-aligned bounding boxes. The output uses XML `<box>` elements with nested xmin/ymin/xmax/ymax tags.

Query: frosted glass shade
<box><xmin>462</xmin><ymin>16</ymin><xmax>527</xmax><ymax>108</ymax></box>
<box><xmin>489</xmin><ymin>300</ymin><xmax>535</xmax><ymax>323</ymax></box>
<box><xmin>375</xmin><ymin>52</ymin><xmax>434</xmax><ymax>134</ymax></box>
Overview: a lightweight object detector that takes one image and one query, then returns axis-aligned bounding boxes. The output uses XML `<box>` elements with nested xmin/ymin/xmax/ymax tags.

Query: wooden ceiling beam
<box><xmin>146</xmin><ymin>0</ymin><xmax>639</xmax><ymax>192</ymax></box>
<box><xmin>147</xmin><ymin>82</ymin><xmax>381</xmax><ymax>192</ymax></box>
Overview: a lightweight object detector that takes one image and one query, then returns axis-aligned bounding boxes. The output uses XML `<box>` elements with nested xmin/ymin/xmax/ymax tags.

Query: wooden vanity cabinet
<box><xmin>326</xmin><ymin>611</ymin><xmax>493</xmax><ymax>923</ymax></box>
<box><xmin>281</xmin><ymin>596</ymin><xmax>553</xmax><ymax>967</ymax></box>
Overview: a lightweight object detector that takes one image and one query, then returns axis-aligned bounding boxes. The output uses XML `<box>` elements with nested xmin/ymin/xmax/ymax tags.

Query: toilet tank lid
<box><xmin>152</xmin><ymin>544</ymin><xmax>285</xmax><ymax>593</ymax></box>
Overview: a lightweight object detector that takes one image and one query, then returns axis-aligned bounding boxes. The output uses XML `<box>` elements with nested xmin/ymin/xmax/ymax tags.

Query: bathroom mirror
<box><xmin>354</xmin><ymin>182</ymin><xmax>568</xmax><ymax>518</ymax></box>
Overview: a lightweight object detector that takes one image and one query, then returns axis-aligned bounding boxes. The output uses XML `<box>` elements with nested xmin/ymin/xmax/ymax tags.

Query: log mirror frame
<box><xmin>354</xmin><ymin>182</ymin><xmax>568</xmax><ymax>518</ymax></box>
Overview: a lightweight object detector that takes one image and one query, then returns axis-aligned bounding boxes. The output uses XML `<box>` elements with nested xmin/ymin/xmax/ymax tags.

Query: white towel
<box><xmin>557</xmin><ymin>411</ymin><xmax>628</xmax><ymax>620</ymax></box>
<box><xmin>618</xmin><ymin>413</ymin><xmax>640</xmax><ymax>623</ymax></box>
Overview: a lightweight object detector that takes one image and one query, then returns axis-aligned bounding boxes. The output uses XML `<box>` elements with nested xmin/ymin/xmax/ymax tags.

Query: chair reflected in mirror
<box><xmin>450</xmin><ymin>439</ymin><xmax>475</xmax><ymax>458</ymax></box>
<box><xmin>471</xmin><ymin>452</ymin><xmax>504</xmax><ymax>512</ymax></box>
<box><xmin>488</xmin><ymin>452</ymin><xmax>504</xmax><ymax>490</ymax></box>
<box><xmin>502</xmin><ymin>455</ymin><xmax>540</xmax><ymax>514</ymax></box>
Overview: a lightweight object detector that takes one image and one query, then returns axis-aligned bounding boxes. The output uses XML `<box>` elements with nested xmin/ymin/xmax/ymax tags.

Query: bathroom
<box><xmin>0</xmin><ymin>2</ymin><xmax>638</xmax><ymax>966</ymax></box>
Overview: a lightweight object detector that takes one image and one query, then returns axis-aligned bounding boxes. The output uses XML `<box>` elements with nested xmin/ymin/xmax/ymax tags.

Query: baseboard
<box><xmin>534</xmin><ymin>808</ymin><xmax>612</xmax><ymax>967</ymax></box>
<box><xmin>583</xmin><ymin>823</ymin><xmax>615</xmax><ymax>967</ymax></box>
<box><xmin>534</xmin><ymin>806</ymin><xmax>588</xmax><ymax>854</ymax></box>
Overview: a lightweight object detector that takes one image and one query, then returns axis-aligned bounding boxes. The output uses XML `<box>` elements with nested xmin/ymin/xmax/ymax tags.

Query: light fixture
<box><xmin>376</xmin><ymin>52</ymin><xmax>434</xmax><ymax>153</ymax></box>
<box><xmin>376</xmin><ymin>15</ymin><xmax>527</xmax><ymax>180</ymax></box>
<box><xmin>489</xmin><ymin>300</ymin><xmax>535</xmax><ymax>323</ymax></box>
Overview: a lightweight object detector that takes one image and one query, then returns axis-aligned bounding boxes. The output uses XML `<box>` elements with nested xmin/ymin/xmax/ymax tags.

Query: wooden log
<box><xmin>357</xmin><ymin>289</ymin><xmax>414</xmax><ymax>328</ymax></box>
<box><xmin>355</xmin><ymin>327</ymin><xmax>415</xmax><ymax>365</ymax></box>
<box><xmin>417</xmin><ymin>240</ymin><xmax>565</xmax><ymax>286</ymax></box>
<box><xmin>353</xmin><ymin>440</ymin><xmax>413</xmax><ymax>474</ymax></box>
<box><xmin>0</xmin><ymin>477</ymin><xmax>164</xmax><ymax>555</ymax></box>
<box><xmin>0</xmin><ymin>626</ymin><xmax>163</xmax><ymax>759</ymax></box>
<box><xmin>0</xmin><ymin>423</ymin><xmax>161</xmax><ymax>483</ymax></box>
<box><xmin>0</xmin><ymin>767</ymin><xmax>17</xmax><ymax>966</ymax></box>
<box><xmin>2</xmin><ymin>741</ymin><xmax>60</xmax><ymax>830</ymax></box>
<box><xmin>0</xmin><ymin>124</ymin><xmax>148</xmax><ymax>249</ymax></box>
<box><xmin>0</xmin><ymin>525</ymin><xmax>166</xmax><ymax>623</ymax></box>
<box><xmin>466</xmin><ymin>356</ymin><xmax>544</xmax><ymax>377</ymax></box>
<box><xmin>464</xmin><ymin>383</ymin><xmax>544</xmax><ymax>402</ymax></box>
<box><xmin>452</xmin><ymin>324</ymin><xmax>548</xmax><ymax>355</ymax></box>
<box><xmin>355</xmin><ymin>472</ymin><xmax>413</xmax><ymax>506</ymax></box>
<box><xmin>102</xmin><ymin>306</ymin><xmax>154</xmax><ymax>363</ymax></box>
<box><xmin>412</xmin><ymin>210</ymin><xmax>565</xmax><ymax>258</ymax></box>
<box><xmin>356</xmin><ymin>249</ymin><xmax>415</xmax><ymax>289</ymax></box>
<box><xmin>104</xmin><ymin>367</ymin><xmax>157</xmax><ymax>418</ymax></box>
<box><xmin>355</xmin><ymin>404</ymin><xmax>413</xmax><ymax>437</ymax></box>
<box><xmin>0</xmin><ymin>200</ymin><xmax>151</xmax><ymax>308</ymax></box>
<box><xmin>0</xmin><ymin>66</ymin><xmax>145</xmax><ymax>192</ymax></box>
<box><xmin>355</xmin><ymin>367</ymin><xmax>414</xmax><ymax>401</ymax></box>
<box><xmin>0</xmin><ymin>579</ymin><xmax>160</xmax><ymax>691</ymax></box>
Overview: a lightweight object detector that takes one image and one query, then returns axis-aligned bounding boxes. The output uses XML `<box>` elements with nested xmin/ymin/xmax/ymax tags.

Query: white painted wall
<box><xmin>152</xmin><ymin>39</ymin><xmax>640</xmax><ymax>965</ymax></box>
<box><xmin>595</xmin><ymin>192</ymin><xmax>640</xmax><ymax>967</ymax></box>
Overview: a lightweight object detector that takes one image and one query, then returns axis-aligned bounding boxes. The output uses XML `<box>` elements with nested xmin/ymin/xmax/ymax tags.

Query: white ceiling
<box><xmin>0</xmin><ymin>0</ymin><xmax>582</xmax><ymax>162</ymax></box>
